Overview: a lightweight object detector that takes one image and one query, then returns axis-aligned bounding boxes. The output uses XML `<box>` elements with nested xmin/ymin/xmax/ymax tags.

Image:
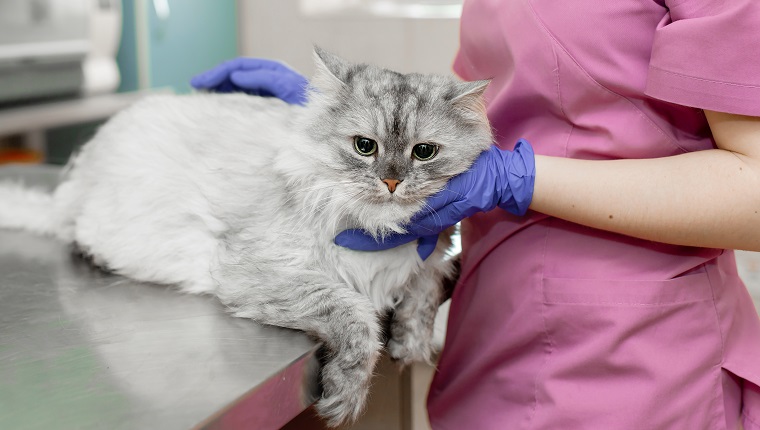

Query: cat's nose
<box><xmin>382</xmin><ymin>178</ymin><xmax>402</xmax><ymax>193</ymax></box>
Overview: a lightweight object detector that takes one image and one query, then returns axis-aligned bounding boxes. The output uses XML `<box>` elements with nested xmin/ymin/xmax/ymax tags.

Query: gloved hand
<box><xmin>190</xmin><ymin>57</ymin><xmax>309</xmax><ymax>105</ymax></box>
<box><xmin>335</xmin><ymin>139</ymin><xmax>535</xmax><ymax>260</ymax></box>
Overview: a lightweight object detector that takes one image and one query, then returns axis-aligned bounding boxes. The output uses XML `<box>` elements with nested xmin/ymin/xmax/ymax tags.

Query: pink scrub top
<box><xmin>427</xmin><ymin>1</ymin><xmax>760</xmax><ymax>429</ymax></box>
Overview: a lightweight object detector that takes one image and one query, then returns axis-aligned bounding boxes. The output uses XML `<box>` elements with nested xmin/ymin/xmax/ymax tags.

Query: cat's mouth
<box><xmin>364</xmin><ymin>191</ymin><xmax>424</xmax><ymax>207</ymax></box>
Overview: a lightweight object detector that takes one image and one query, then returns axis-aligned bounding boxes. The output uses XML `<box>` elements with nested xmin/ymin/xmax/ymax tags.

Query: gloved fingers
<box><xmin>190</xmin><ymin>58</ymin><xmax>301</xmax><ymax>90</ymax></box>
<box><xmin>190</xmin><ymin>72</ymin><xmax>223</xmax><ymax>90</ymax></box>
<box><xmin>195</xmin><ymin>76</ymin><xmax>265</xmax><ymax>96</ymax></box>
<box><xmin>230</xmin><ymin>70</ymin><xmax>308</xmax><ymax>105</ymax></box>
<box><xmin>406</xmin><ymin>202</ymin><xmax>465</xmax><ymax>237</ymax></box>
<box><xmin>417</xmin><ymin>144</ymin><xmax>521</xmax><ymax>223</ymax></box>
<box><xmin>334</xmin><ymin>229</ymin><xmax>418</xmax><ymax>251</ymax></box>
<box><xmin>422</xmin><ymin>186</ymin><xmax>465</xmax><ymax>214</ymax></box>
<box><xmin>190</xmin><ymin>60</ymin><xmax>238</xmax><ymax>89</ymax></box>
<box><xmin>416</xmin><ymin>235</ymin><xmax>439</xmax><ymax>261</ymax></box>
<box><xmin>421</xmin><ymin>153</ymin><xmax>489</xmax><ymax>212</ymax></box>
<box><xmin>226</xmin><ymin>57</ymin><xmax>299</xmax><ymax>73</ymax></box>
<box><xmin>203</xmin><ymin>78</ymin><xmax>238</xmax><ymax>94</ymax></box>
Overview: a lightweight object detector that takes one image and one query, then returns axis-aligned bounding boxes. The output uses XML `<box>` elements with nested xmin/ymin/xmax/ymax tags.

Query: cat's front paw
<box><xmin>387</xmin><ymin>326</ymin><xmax>435</xmax><ymax>366</ymax></box>
<box><xmin>315</xmin><ymin>351</ymin><xmax>377</xmax><ymax>427</ymax></box>
<box><xmin>315</xmin><ymin>389</ymin><xmax>366</xmax><ymax>428</ymax></box>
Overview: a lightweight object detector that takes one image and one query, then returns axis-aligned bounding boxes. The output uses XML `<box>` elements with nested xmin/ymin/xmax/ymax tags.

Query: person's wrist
<box><xmin>496</xmin><ymin>139</ymin><xmax>535</xmax><ymax>215</ymax></box>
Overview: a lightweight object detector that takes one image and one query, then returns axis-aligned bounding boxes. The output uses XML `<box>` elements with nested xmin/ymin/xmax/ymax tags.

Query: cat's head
<box><xmin>296</xmin><ymin>47</ymin><xmax>493</xmax><ymax>236</ymax></box>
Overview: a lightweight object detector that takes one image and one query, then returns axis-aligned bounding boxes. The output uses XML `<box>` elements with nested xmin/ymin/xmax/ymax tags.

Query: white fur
<box><xmin>0</xmin><ymin>182</ymin><xmax>55</xmax><ymax>236</ymax></box>
<box><xmin>0</xmin><ymin>50</ymin><xmax>491</xmax><ymax>424</ymax></box>
<box><xmin>0</xmin><ymin>93</ymin><xmax>447</xmax><ymax>310</ymax></box>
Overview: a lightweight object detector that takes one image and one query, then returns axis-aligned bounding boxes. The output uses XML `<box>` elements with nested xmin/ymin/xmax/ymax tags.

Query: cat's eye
<box><xmin>412</xmin><ymin>143</ymin><xmax>439</xmax><ymax>161</ymax></box>
<box><xmin>354</xmin><ymin>136</ymin><xmax>377</xmax><ymax>156</ymax></box>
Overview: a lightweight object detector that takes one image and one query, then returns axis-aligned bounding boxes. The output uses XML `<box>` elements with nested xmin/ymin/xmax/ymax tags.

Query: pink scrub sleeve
<box><xmin>646</xmin><ymin>0</ymin><xmax>760</xmax><ymax>116</ymax></box>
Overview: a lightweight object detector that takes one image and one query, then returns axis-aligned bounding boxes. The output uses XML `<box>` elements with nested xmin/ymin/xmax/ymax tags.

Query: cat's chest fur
<box><xmin>324</xmin><ymin>237</ymin><xmax>427</xmax><ymax>311</ymax></box>
<box><xmin>61</xmin><ymin>93</ymin><xmax>453</xmax><ymax>315</ymax></box>
<box><xmin>219</xmin><ymin>186</ymin><xmax>444</xmax><ymax>312</ymax></box>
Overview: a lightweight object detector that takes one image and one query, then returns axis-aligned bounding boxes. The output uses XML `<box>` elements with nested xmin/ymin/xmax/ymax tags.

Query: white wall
<box><xmin>237</xmin><ymin>0</ymin><xmax>461</xmax><ymax>78</ymax></box>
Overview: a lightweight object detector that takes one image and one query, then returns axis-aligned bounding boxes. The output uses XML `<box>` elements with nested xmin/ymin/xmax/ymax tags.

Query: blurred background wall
<box><xmin>0</xmin><ymin>0</ymin><xmax>462</xmax><ymax>166</ymax></box>
<box><xmin>238</xmin><ymin>0</ymin><xmax>461</xmax><ymax>77</ymax></box>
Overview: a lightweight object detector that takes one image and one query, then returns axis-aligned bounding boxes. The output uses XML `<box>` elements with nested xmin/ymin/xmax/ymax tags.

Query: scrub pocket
<box><xmin>534</xmin><ymin>271</ymin><xmax>733</xmax><ymax>430</ymax></box>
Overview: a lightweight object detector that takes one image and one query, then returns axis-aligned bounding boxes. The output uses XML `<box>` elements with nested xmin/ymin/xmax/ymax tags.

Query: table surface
<box><xmin>0</xmin><ymin>165</ymin><xmax>320</xmax><ymax>430</ymax></box>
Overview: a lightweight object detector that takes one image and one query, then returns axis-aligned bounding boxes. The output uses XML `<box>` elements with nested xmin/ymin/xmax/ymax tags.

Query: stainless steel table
<box><xmin>0</xmin><ymin>165</ymin><xmax>320</xmax><ymax>430</ymax></box>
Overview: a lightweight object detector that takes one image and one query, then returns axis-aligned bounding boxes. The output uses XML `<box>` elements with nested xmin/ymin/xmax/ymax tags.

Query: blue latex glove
<box><xmin>190</xmin><ymin>57</ymin><xmax>309</xmax><ymax>105</ymax></box>
<box><xmin>335</xmin><ymin>139</ymin><xmax>536</xmax><ymax>260</ymax></box>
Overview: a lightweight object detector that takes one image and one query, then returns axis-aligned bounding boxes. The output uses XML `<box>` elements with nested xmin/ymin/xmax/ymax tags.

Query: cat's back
<box><xmin>64</xmin><ymin>92</ymin><xmax>303</xmax><ymax>210</ymax></box>
<box><xmin>125</xmin><ymin>92</ymin><xmax>299</xmax><ymax>134</ymax></box>
<box><xmin>100</xmin><ymin>93</ymin><xmax>301</xmax><ymax>165</ymax></box>
<box><xmin>52</xmin><ymin>93</ymin><xmax>304</xmax><ymax>293</ymax></box>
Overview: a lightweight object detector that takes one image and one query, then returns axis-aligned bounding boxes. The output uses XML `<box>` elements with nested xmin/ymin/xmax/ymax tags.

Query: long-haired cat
<box><xmin>0</xmin><ymin>48</ymin><xmax>492</xmax><ymax>426</ymax></box>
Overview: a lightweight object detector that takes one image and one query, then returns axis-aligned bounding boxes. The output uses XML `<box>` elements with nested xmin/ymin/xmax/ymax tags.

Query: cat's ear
<box><xmin>451</xmin><ymin>79</ymin><xmax>490</xmax><ymax>103</ymax></box>
<box><xmin>312</xmin><ymin>46</ymin><xmax>350</xmax><ymax>92</ymax></box>
<box><xmin>451</xmin><ymin>79</ymin><xmax>491</xmax><ymax>121</ymax></box>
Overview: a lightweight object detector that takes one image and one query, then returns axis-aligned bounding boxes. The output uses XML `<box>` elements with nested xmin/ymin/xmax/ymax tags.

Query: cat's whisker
<box><xmin>328</xmin><ymin>190</ymin><xmax>365</xmax><ymax>236</ymax></box>
<box><xmin>305</xmin><ymin>190</ymin><xmax>354</xmax><ymax>218</ymax></box>
<box><xmin>281</xmin><ymin>187</ymin><xmax>363</xmax><ymax>238</ymax></box>
<box><xmin>280</xmin><ymin>178</ymin><xmax>352</xmax><ymax>194</ymax></box>
<box><xmin>413</xmin><ymin>198</ymin><xmax>445</xmax><ymax>231</ymax></box>
<box><xmin>438</xmin><ymin>188</ymin><xmax>468</xmax><ymax>200</ymax></box>
<box><xmin>326</xmin><ymin>195</ymin><xmax>356</xmax><ymax>235</ymax></box>
<box><xmin>278</xmin><ymin>181</ymin><xmax>356</xmax><ymax>210</ymax></box>
<box><xmin>283</xmin><ymin>195</ymin><xmax>361</xmax><ymax>240</ymax></box>
<box><xmin>288</xmin><ymin>190</ymin><xmax>339</xmax><ymax>219</ymax></box>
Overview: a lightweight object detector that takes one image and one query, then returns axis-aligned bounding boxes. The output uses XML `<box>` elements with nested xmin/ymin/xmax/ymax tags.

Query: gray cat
<box><xmin>0</xmin><ymin>48</ymin><xmax>492</xmax><ymax>425</ymax></box>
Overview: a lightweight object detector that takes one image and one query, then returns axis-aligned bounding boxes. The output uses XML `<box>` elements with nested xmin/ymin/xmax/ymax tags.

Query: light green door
<box><xmin>119</xmin><ymin>0</ymin><xmax>238</xmax><ymax>93</ymax></box>
<box><xmin>145</xmin><ymin>0</ymin><xmax>238</xmax><ymax>93</ymax></box>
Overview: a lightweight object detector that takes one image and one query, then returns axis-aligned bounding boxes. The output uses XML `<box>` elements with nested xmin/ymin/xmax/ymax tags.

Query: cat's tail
<box><xmin>0</xmin><ymin>182</ymin><xmax>56</xmax><ymax>236</ymax></box>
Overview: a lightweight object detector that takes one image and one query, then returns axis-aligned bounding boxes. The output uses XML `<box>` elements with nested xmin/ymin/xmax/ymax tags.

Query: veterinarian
<box><xmin>192</xmin><ymin>0</ymin><xmax>760</xmax><ymax>428</ymax></box>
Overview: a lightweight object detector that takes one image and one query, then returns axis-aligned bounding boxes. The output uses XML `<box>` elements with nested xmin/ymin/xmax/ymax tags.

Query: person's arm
<box><xmin>530</xmin><ymin>110</ymin><xmax>760</xmax><ymax>251</ymax></box>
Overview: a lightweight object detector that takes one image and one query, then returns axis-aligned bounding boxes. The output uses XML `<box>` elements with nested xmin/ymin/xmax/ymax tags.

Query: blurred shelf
<box><xmin>0</xmin><ymin>89</ymin><xmax>172</xmax><ymax>136</ymax></box>
<box><xmin>0</xmin><ymin>148</ymin><xmax>43</xmax><ymax>164</ymax></box>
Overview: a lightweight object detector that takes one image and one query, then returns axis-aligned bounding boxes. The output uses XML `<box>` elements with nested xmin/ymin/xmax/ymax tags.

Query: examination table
<box><xmin>0</xmin><ymin>164</ymin><xmax>323</xmax><ymax>429</ymax></box>
<box><xmin>0</xmin><ymin>164</ymin><xmax>441</xmax><ymax>430</ymax></box>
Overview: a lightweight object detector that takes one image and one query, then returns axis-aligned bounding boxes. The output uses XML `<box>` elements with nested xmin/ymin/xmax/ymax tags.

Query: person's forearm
<box><xmin>529</xmin><ymin>148</ymin><xmax>760</xmax><ymax>251</ymax></box>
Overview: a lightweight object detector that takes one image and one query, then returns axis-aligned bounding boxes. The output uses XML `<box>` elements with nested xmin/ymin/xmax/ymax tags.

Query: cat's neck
<box><xmin>284</xmin><ymin>175</ymin><xmax>357</xmax><ymax>237</ymax></box>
